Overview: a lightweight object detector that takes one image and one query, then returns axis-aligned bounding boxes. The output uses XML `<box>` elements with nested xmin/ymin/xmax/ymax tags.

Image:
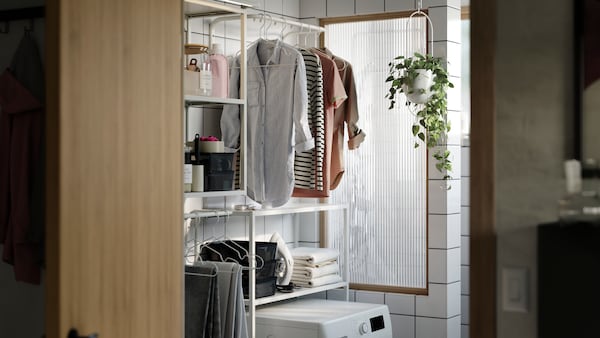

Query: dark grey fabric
<box><xmin>185</xmin><ymin>264</ymin><xmax>221</xmax><ymax>338</ymax></box>
<box><xmin>213</xmin><ymin>262</ymin><xmax>248</xmax><ymax>338</ymax></box>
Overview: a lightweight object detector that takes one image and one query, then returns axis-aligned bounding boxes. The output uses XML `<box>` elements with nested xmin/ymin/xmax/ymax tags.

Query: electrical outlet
<box><xmin>502</xmin><ymin>267</ymin><xmax>528</xmax><ymax>312</ymax></box>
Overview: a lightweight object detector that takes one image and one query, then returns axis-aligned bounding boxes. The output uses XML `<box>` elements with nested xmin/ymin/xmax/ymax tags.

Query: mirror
<box><xmin>576</xmin><ymin>0</ymin><xmax>600</xmax><ymax>167</ymax></box>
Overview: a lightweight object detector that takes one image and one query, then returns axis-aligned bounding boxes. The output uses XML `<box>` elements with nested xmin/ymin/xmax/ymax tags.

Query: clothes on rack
<box><xmin>221</xmin><ymin>38</ymin><xmax>314</xmax><ymax>207</ymax></box>
<box><xmin>185</xmin><ymin>262</ymin><xmax>249</xmax><ymax>338</ymax></box>
<box><xmin>294</xmin><ymin>48</ymin><xmax>347</xmax><ymax>197</ymax></box>
<box><xmin>293</xmin><ymin>48</ymin><xmax>325</xmax><ymax>195</ymax></box>
<box><xmin>0</xmin><ymin>33</ymin><xmax>45</xmax><ymax>284</ymax></box>
<box><xmin>313</xmin><ymin>48</ymin><xmax>366</xmax><ymax>190</ymax></box>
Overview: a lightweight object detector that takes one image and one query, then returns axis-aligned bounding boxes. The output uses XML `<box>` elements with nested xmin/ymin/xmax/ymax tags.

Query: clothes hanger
<box><xmin>185</xmin><ymin>261</ymin><xmax>219</xmax><ymax>278</ymax></box>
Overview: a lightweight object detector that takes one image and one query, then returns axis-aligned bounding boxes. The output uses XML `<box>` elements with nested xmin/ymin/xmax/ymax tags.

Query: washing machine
<box><xmin>254</xmin><ymin>299</ymin><xmax>392</xmax><ymax>338</ymax></box>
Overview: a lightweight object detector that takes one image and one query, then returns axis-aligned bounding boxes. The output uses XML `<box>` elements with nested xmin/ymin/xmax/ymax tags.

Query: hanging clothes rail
<box><xmin>208</xmin><ymin>13</ymin><xmax>325</xmax><ymax>47</ymax></box>
<box><xmin>0</xmin><ymin>6</ymin><xmax>44</xmax><ymax>34</ymax></box>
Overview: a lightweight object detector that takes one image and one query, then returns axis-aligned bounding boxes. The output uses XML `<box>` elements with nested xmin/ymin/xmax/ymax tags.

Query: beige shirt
<box><xmin>318</xmin><ymin>48</ymin><xmax>366</xmax><ymax>190</ymax></box>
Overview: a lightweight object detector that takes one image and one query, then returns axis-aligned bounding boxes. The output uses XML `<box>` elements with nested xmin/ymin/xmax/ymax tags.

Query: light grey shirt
<box><xmin>222</xmin><ymin>39</ymin><xmax>314</xmax><ymax>207</ymax></box>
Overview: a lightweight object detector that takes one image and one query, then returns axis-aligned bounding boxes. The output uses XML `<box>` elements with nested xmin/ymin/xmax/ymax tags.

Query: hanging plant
<box><xmin>386</xmin><ymin>52</ymin><xmax>454</xmax><ymax>179</ymax></box>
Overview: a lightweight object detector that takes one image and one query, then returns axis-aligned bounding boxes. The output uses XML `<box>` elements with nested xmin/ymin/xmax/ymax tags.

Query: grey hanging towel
<box><xmin>185</xmin><ymin>264</ymin><xmax>222</xmax><ymax>338</ymax></box>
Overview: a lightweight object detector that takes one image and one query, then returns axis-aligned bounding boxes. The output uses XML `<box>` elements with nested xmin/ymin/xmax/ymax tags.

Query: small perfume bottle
<box><xmin>199</xmin><ymin>61</ymin><xmax>212</xmax><ymax>96</ymax></box>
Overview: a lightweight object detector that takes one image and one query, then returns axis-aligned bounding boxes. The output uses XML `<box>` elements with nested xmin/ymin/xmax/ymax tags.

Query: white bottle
<box><xmin>184</xmin><ymin>146</ymin><xmax>193</xmax><ymax>192</ymax></box>
<box><xmin>199</xmin><ymin>61</ymin><xmax>212</xmax><ymax>96</ymax></box>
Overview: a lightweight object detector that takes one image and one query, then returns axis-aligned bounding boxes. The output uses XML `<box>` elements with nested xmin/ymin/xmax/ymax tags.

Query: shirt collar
<box><xmin>248</xmin><ymin>38</ymin><xmax>283</xmax><ymax>67</ymax></box>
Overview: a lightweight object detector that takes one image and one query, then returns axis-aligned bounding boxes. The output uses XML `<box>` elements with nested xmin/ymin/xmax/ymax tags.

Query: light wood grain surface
<box><xmin>46</xmin><ymin>0</ymin><xmax>183</xmax><ymax>337</ymax></box>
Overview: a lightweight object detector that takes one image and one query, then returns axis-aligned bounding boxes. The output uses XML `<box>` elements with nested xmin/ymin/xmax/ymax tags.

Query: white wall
<box><xmin>0</xmin><ymin>2</ymin><xmax>45</xmax><ymax>337</ymax></box>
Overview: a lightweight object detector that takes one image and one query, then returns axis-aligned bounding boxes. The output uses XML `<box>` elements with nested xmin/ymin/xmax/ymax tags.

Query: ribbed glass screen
<box><xmin>324</xmin><ymin>17</ymin><xmax>428</xmax><ymax>289</ymax></box>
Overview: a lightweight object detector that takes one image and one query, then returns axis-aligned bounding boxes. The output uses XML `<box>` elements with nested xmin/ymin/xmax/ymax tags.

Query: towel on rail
<box><xmin>292</xmin><ymin>274</ymin><xmax>343</xmax><ymax>288</ymax></box>
<box><xmin>291</xmin><ymin>247</ymin><xmax>339</xmax><ymax>266</ymax></box>
<box><xmin>292</xmin><ymin>262</ymin><xmax>339</xmax><ymax>279</ymax></box>
<box><xmin>185</xmin><ymin>262</ymin><xmax>248</xmax><ymax>338</ymax></box>
<box><xmin>214</xmin><ymin>262</ymin><xmax>248</xmax><ymax>338</ymax></box>
<box><xmin>185</xmin><ymin>264</ymin><xmax>221</xmax><ymax>338</ymax></box>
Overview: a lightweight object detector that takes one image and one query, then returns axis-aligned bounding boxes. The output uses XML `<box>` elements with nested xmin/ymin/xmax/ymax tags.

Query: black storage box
<box><xmin>204</xmin><ymin>170</ymin><xmax>234</xmax><ymax>191</ymax></box>
<box><xmin>199</xmin><ymin>240</ymin><xmax>278</xmax><ymax>298</ymax></box>
<box><xmin>197</xmin><ymin>152</ymin><xmax>234</xmax><ymax>173</ymax></box>
<box><xmin>242</xmin><ymin>276</ymin><xmax>277</xmax><ymax>299</ymax></box>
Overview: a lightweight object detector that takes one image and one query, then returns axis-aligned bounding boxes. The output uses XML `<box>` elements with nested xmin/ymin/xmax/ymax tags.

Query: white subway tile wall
<box><xmin>327</xmin><ymin>288</ymin><xmax>356</xmax><ymax>301</ymax></box>
<box><xmin>429</xmin><ymin>178</ymin><xmax>462</xmax><ymax>214</ymax></box>
<box><xmin>460</xmin><ymin>140</ymin><xmax>471</xmax><ymax>338</ymax></box>
<box><xmin>391</xmin><ymin>314</ymin><xmax>416</xmax><ymax>338</ymax></box>
<box><xmin>435</xmin><ymin>248</ymin><xmax>461</xmax><ymax>284</ymax></box>
<box><xmin>429</xmin><ymin>213</ymin><xmax>461</xmax><ymax>249</ymax></box>
<box><xmin>461</xmin><ymin>294</ymin><xmax>469</xmax><ymax>325</ymax></box>
<box><xmin>416</xmin><ymin>315</ymin><xmax>461</xmax><ymax>338</ymax></box>
<box><xmin>356</xmin><ymin>290</ymin><xmax>386</xmax><ymax>305</ymax></box>
<box><xmin>428</xmin><ymin>144</ymin><xmax>462</xmax><ymax>180</ymax></box>
<box><xmin>299</xmin><ymin>0</ymin><xmax>327</xmax><ymax>18</ymax></box>
<box><xmin>186</xmin><ymin>2</ymin><xmax>464</xmax><ymax>337</ymax></box>
<box><xmin>386</xmin><ymin>293</ymin><xmax>416</xmax><ymax>316</ymax></box>
<box><xmin>460</xmin><ymin>266</ymin><xmax>469</xmax><ymax>295</ymax></box>
<box><xmin>384</xmin><ymin>0</ymin><xmax>413</xmax><ymax>12</ymax></box>
<box><xmin>355</xmin><ymin>0</ymin><xmax>385</xmax><ymax>14</ymax></box>
<box><xmin>326</xmin><ymin>0</ymin><xmax>355</xmax><ymax>17</ymax></box>
<box><xmin>416</xmin><ymin>282</ymin><xmax>461</xmax><ymax>318</ymax></box>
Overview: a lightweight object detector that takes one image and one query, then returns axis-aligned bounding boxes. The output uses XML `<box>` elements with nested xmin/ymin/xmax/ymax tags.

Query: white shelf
<box><xmin>232</xmin><ymin>203</ymin><xmax>348</xmax><ymax>217</ymax></box>
<box><xmin>184</xmin><ymin>0</ymin><xmax>246</xmax><ymax>17</ymax></box>
<box><xmin>184</xmin><ymin>94</ymin><xmax>245</xmax><ymax>106</ymax></box>
<box><xmin>184</xmin><ymin>209</ymin><xmax>232</xmax><ymax>219</ymax></box>
<box><xmin>248</xmin><ymin>282</ymin><xmax>348</xmax><ymax>307</ymax></box>
<box><xmin>185</xmin><ymin>190</ymin><xmax>246</xmax><ymax>198</ymax></box>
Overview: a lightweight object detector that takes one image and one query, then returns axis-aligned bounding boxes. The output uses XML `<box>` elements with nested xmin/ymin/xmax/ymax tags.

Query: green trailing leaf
<box><xmin>412</xmin><ymin>125</ymin><xmax>420</xmax><ymax>136</ymax></box>
<box><xmin>386</xmin><ymin>52</ymin><xmax>454</xmax><ymax>179</ymax></box>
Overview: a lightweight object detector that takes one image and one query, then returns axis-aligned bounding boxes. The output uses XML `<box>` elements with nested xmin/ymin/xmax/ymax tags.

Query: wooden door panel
<box><xmin>46</xmin><ymin>0</ymin><xmax>182</xmax><ymax>337</ymax></box>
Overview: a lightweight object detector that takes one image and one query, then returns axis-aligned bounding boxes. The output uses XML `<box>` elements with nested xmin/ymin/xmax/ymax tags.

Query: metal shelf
<box><xmin>231</xmin><ymin>203</ymin><xmax>348</xmax><ymax>217</ymax></box>
<box><xmin>184</xmin><ymin>209</ymin><xmax>232</xmax><ymax>219</ymax></box>
<box><xmin>184</xmin><ymin>94</ymin><xmax>245</xmax><ymax>106</ymax></box>
<box><xmin>184</xmin><ymin>0</ymin><xmax>246</xmax><ymax>17</ymax></box>
<box><xmin>184</xmin><ymin>190</ymin><xmax>246</xmax><ymax>199</ymax></box>
<box><xmin>248</xmin><ymin>282</ymin><xmax>348</xmax><ymax>307</ymax></box>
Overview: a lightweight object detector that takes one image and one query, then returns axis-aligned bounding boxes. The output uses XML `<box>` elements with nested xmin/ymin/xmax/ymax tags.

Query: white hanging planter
<box><xmin>402</xmin><ymin>69</ymin><xmax>433</xmax><ymax>104</ymax></box>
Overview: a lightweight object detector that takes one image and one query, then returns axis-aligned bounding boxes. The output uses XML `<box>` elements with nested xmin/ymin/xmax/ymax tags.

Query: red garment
<box><xmin>0</xmin><ymin>69</ymin><xmax>44</xmax><ymax>284</ymax></box>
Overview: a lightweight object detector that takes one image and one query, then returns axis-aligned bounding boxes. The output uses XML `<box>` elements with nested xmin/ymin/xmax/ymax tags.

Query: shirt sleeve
<box><xmin>220</xmin><ymin>56</ymin><xmax>241</xmax><ymax>150</ymax></box>
<box><xmin>293</xmin><ymin>53</ymin><xmax>315</xmax><ymax>153</ymax></box>
<box><xmin>342</xmin><ymin>63</ymin><xmax>366</xmax><ymax>150</ymax></box>
<box><xmin>331</xmin><ymin>63</ymin><xmax>347</xmax><ymax>109</ymax></box>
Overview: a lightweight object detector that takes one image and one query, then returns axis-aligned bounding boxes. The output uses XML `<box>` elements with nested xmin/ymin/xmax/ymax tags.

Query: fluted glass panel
<box><xmin>324</xmin><ymin>17</ymin><xmax>427</xmax><ymax>289</ymax></box>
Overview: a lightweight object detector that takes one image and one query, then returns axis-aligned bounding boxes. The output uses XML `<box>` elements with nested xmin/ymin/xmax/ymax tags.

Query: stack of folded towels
<box><xmin>290</xmin><ymin>247</ymin><xmax>343</xmax><ymax>288</ymax></box>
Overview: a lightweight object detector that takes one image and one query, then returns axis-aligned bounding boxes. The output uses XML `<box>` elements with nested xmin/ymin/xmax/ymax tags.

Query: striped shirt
<box><xmin>293</xmin><ymin>48</ymin><xmax>325</xmax><ymax>193</ymax></box>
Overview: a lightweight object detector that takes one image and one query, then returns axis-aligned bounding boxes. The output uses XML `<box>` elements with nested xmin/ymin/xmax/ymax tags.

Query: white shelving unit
<box><xmin>182</xmin><ymin>3</ymin><xmax>345</xmax><ymax>338</ymax></box>
<box><xmin>184</xmin><ymin>0</ymin><xmax>247</xmax><ymax>198</ymax></box>
<box><xmin>232</xmin><ymin>203</ymin><xmax>349</xmax><ymax>338</ymax></box>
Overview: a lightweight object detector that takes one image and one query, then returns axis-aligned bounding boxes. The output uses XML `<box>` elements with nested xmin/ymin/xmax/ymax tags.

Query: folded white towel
<box><xmin>293</xmin><ymin>274</ymin><xmax>343</xmax><ymax>288</ymax></box>
<box><xmin>291</xmin><ymin>247</ymin><xmax>339</xmax><ymax>266</ymax></box>
<box><xmin>292</xmin><ymin>262</ymin><xmax>339</xmax><ymax>279</ymax></box>
<box><xmin>293</xmin><ymin>258</ymin><xmax>337</xmax><ymax>268</ymax></box>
